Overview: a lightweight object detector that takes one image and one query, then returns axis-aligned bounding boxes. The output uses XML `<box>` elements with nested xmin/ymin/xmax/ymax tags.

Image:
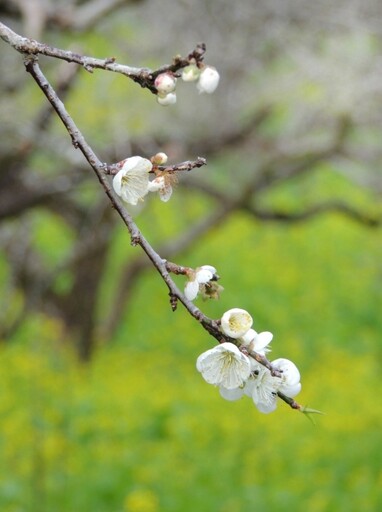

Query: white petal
<box><xmin>112</xmin><ymin>169</ymin><xmax>123</xmax><ymax>195</ymax></box>
<box><xmin>252</xmin><ymin>331</ymin><xmax>273</xmax><ymax>352</ymax></box>
<box><xmin>255</xmin><ymin>398</ymin><xmax>278</xmax><ymax>414</ymax></box>
<box><xmin>200</xmin><ymin>265</ymin><xmax>217</xmax><ymax>274</ymax></box>
<box><xmin>239</xmin><ymin>328</ymin><xmax>258</xmax><ymax>347</ymax></box>
<box><xmin>196</xmin><ymin>343</ymin><xmax>251</xmax><ymax>389</ymax></box>
<box><xmin>148</xmin><ymin>177</ymin><xmax>164</xmax><ymax>192</ymax></box>
<box><xmin>221</xmin><ymin>308</ymin><xmax>253</xmax><ymax>338</ymax></box>
<box><xmin>250</xmin><ymin>367</ymin><xmax>280</xmax><ymax>413</ymax></box>
<box><xmin>280</xmin><ymin>382</ymin><xmax>301</xmax><ymax>397</ymax></box>
<box><xmin>243</xmin><ymin>377</ymin><xmax>256</xmax><ymax>397</ymax></box>
<box><xmin>120</xmin><ymin>175</ymin><xmax>149</xmax><ymax>205</ymax></box>
<box><xmin>184</xmin><ymin>279</ymin><xmax>199</xmax><ymax>301</ymax></box>
<box><xmin>272</xmin><ymin>358</ymin><xmax>300</xmax><ymax>386</ymax></box>
<box><xmin>219</xmin><ymin>386</ymin><xmax>244</xmax><ymax>401</ymax></box>
<box><xmin>122</xmin><ymin>156</ymin><xmax>152</xmax><ymax>174</ymax></box>
<box><xmin>196</xmin><ymin>268</ymin><xmax>214</xmax><ymax>284</ymax></box>
<box><xmin>249</xmin><ymin>359</ymin><xmax>263</xmax><ymax>373</ymax></box>
<box><xmin>159</xmin><ymin>183</ymin><xmax>173</xmax><ymax>202</ymax></box>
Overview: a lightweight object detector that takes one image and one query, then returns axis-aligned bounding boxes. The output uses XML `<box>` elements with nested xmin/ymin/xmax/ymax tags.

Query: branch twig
<box><xmin>0</xmin><ymin>22</ymin><xmax>205</xmax><ymax>93</ymax></box>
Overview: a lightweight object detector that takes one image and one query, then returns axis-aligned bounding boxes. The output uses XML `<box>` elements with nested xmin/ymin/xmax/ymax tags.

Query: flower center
<box><xmin>229</xmin><ymin>313</ymin><xmax>249</xmax><ymax>331</ymax></box>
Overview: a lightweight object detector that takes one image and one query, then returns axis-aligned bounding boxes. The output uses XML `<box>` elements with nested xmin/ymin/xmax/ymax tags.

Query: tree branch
<box><xmin>0</xmin><ymin>21</ymin><xmax>309</xmax><ymax>411</ymax></box>
<box><xmin>22</xmin><ymin>55</ymin><xmax>222</xmax><ymax>340</ymax></box>
<box><xmin>0</xmin><ymin>22</ymin><xmax>206</xmax><ymax>93</ymax></box>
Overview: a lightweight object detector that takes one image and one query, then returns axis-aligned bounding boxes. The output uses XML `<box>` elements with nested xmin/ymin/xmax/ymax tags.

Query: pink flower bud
<box><xmin>154</xmin><ymin>73</ymin><xmax>177</xmax><ymax>95</ymax></box>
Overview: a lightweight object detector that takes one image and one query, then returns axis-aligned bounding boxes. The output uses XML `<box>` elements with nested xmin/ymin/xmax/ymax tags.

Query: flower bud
<box><xmin>151</xmin><ymin>152</ymin><xmax>168</xmax><ymax>165</ymax></box>
<box><xmin>156</xmin><ymin>92</ymin><xmax>177</xmax><ymax>106</ymax></box>
<box><xmin>154</xmin><ymin>73</ymin><xmax>177</xmax><ymax>95</ymax></box>
<box><xmin>221</xmin><ymin>308</ymin><xmax>253</xmax><ymax>338</ymax></box>
<box><xmin>197</xmin><ymin>66</ymin><xmax>220</xmax><ymax>94</ymax></box>
<box><xmin>181</xmin><ymin>64</ymin><xmax>200</xmax><ymax>82</ymax></box>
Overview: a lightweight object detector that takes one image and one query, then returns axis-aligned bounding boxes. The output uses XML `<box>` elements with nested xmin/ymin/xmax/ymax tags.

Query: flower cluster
<box><xmin>196</xmin><ymin>308</ymin><xmax>301</xmax><ymax>413</ymax></box>
<box><xmin>155</xmin><ymin>73</ymin><xmax>177</xmax><ymax>106</ymax></box>
<box><xmin>112</xmin><ymin>153</ymin><xmax>176</xmax><ymax>205</ymax></box>
<box><xmin>155</xmin><ymin>65</ymin><xmax>220</xmax><ymax>106</ymax></box>
<box><xmin>182</xmin><ymin>64</ymin><xmax>220</xmax><ymax>94</ymax></box>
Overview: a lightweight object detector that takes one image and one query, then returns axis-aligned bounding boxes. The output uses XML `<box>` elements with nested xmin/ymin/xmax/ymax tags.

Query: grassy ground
<box><xmin>1</xmin><ymin>178</ymin><xmax>381</xmax><ymax>511</ymax></box>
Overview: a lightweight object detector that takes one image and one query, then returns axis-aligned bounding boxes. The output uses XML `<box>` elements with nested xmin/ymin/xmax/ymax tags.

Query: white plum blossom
<box><xmin>196</xmin><ymin>342</ymin><xmax>251</xmax><ymax>389</ymax></box>
<box><xmin>184</xmin><ymin>265</ymin><xmax>217</xmax><ymax>301</ymax></box>
<box><xmin>250</xmin><ymin>358</ymin><xmax>301</xmax><ymax>413</ymax></box>
<box><xmin>272</xmin><ymin>358</ymin><xmax>302</xmax><ymax>397</ymax></box>
<box><xmin>181</xmin><ymin>64</ymin><xmax>201</xmax><ymax>82</ymax></box>
<box><xmin>245</xmin><ymin>365</ymin><xmax>281</xmax><ymax>413</ymax></box>
<box><xmin>220</xmin><ymin>308</ymin><xmax>253</xmax><ymax>339</ymax></box>
<box><xmin>197</xmin><ymin>66</ymin><xmax>220</xmax><ymax>94</ymax></box>
<box><xmin>196</xmin><ymin>305</ymin><xmax>304</xmax><ymax>414</ymax></box>
<box><xmin>219</xmin><ymin>356</ymin><xmax>301</xmax><ymax>414</ymax></box>
<box><xmin>148</xmin><ymin>175</ymin><xmax>173</xmax><ymax>202</ymax></box>
<box><xmin>112</xmin><ymin>156</ymin><xmax>151</xmax><ymax>205</ymax></box>
<box><xmin>240</xmin><ymin>328</ymin><xmax>273</xmax><ymax>355</ymax></box>
<box><xmin>157</xmin><ymin>92</ymin><xmax>177</xmax><ymax>106</ymax></box>
<box><xmin>154</xmin><ymin>73</ymin><xmax>177</xmax><ymax>95</ymax></box>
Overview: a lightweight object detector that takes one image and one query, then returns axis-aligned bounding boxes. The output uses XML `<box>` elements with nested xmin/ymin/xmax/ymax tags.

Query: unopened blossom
<box><xmin>151</xmin><ymin>152</ymin><xmax>168</xmax><ymax>165</ymax></box>
<box><xmin>157</xmin><ymin>92</ymin><xmax>177</xmax><ymax>106</ymax></box>
<box><xmin>196</xmin><ymin>342</ymin><xmax>251</xmax><ymax>389</ymax></box>
<box><xmin>148</xmin><ymin>174</ymin><xmax>175</xmax><ymax>202</ymax></box>
<box><xmin>240</xmin><ymin>328</ymin><xmax>273</xmax><ymax>355</ymax></box>
<box><xmin>220</xmin><ymin>308</ymin><xmax>253</xmax><ymax>339</ymax></box>
<box><xmin>113</xmin><ymin>156</ymin><xmax>151</xmax><ymax>205</ymax></box>
<box><xmin>181</xmin><ymin>64</ymin><xmax>201</xmax><ymax>82</ymax></box>
<box><xmin>184</xmin><ymin>265</ymin><xmax>217</xmax><ymax>301</ymax></box>
<box><xmin>197</xmin><ymin>66</ymin><xmax>220</xmax><ymax>94</ymax></box>
<box><xmin>154</xmin><ymin>73</ymin><xmax>177</xmax><ymax>95</ymax></box>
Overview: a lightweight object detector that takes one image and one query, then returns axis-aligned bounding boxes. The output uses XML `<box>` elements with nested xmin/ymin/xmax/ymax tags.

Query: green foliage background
<box><xmin>1</xmin><ymin>8</ymin><xmax>382</xmax><ymax>511</ymax></box>
<box><xmin>1</xmin><ymin>171</ymin><xmax>382</xmax><ymax>511</ymax></box>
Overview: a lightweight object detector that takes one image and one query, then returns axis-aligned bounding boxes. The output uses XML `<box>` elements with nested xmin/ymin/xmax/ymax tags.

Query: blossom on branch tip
<box><xmin>154</xmin><ymin>73</ymin><xmax>177</xmax><ymax>95</ymax></box>
<box><xmin>196</xmin><ymin>342</ymin><xmax>251</xmax><ymax>389</ymax></box>
<box><xmin>197</xmin><ymin>66</ymin><xmax>220</xmax><ymax>94</ymax></box>
<box><xmin>220</xmin><ymin>308</ymin><xmax>253</xmax><ymax>338</ymax></box>
<box><xmin>112</xmin><ymin>156</ymin><xmax>151</xmax><ymax>205</ymax></box>
<box><xmin>184</xmin><ymin>265</ymin><xmax>217</xmax><ymax>301</ymax></box>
